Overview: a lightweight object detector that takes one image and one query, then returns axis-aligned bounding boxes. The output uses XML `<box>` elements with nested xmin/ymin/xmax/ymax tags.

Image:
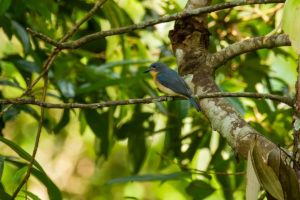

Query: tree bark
<box><xmin>169</xmin><ymin>0</ymin><xmax>291</xmax><ymax>163</ymax></box>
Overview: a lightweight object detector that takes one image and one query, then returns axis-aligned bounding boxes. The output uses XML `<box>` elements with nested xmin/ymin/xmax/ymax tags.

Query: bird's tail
<box><xmin>189</xmin><ymin>97</ymin><xmax>201</xmax><ymax>112</ymax></box>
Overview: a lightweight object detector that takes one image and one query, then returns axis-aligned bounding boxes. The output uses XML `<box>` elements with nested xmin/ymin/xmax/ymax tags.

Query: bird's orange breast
<box><xmin>150</xmin><ymin>71</ymin><xmax>178</xmax><ymax>95</ymax></box>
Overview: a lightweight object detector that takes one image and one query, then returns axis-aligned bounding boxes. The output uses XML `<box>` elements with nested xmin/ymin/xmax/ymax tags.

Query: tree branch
<box><xmin>11</xmin><ymin>74</ymin><xmax>49</xmax><ymax>199</ymax></box>
<box><xmin>210</xmin><ymin>34</ymin><xmax>291</xmax><ymax>69</ymax></box>
<box><xmin>0</xmin><ymin>92</ymin><xmax>293</xmax><ymax>109</ymax></box>
<box><xmin>27</xmin><ymin>0</ymin><xmax>285</xmax><ymax>49</ymax></box>
<box><xmin>292</xmin><ymin>55</ymin><xmax>300</xmax><ymax>174</ymax></box>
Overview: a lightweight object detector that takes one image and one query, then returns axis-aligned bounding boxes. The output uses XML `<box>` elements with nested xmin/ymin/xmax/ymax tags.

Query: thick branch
<box><xmin>27</xmin><ymin>0</ymin><xmax>285</xmax><ymax>49</ymax></box>
<box><xmin>210</xmin><ymin>34</ymin><xmax>291</xmax><ymax>69</ymax></box>
<box><xmin>0</xmin><ymin>92</ymin><xmax>293</xmax><ymax>109</ymax></box>
<box><xmin>292</xmin><ymin>56</ymin><xmax>300</xmax><ymax>172</ymax></box>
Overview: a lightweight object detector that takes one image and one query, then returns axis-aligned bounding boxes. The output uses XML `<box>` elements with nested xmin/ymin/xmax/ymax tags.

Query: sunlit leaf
<box><xmin>246</xmin><ymin>151</ymin><xmax>260</xmax><ymax>200</ymax></box>
<box><xmin>282</xmin><ymin>0</ymin><xmax>300</xmax><ymax>53</ymax></box>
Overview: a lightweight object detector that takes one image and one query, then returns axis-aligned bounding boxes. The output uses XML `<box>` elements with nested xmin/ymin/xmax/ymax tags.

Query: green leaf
<box><xmin>0</xmin><ymin>0</ymin><xmax>11</xmax><ymax>16</ymax></box>
<box><xmin>282</xmin><ymin>0</ymin><xmax>300</xmax><ymax>53</ymax></box>
<box><xmin>5</xmin><ymin>159</ymin><xmax>62</xmax><ymax>200</ymax></box>
<box><xmin>0</xmin><ymin>137</ymin><xmax>45</xmax><ymax>173</ymax></box>
<box><xmin>0</xmin><ymin>80</ymin><xmax>24</xmax><ymax>90</ymax></box>
<box><xmin>3</xmin><ymin>55</ymin><xmax>41</xmax><ymax>81</ymax></box>
<box><xmin>0</xmin><ymin>14</ymin><xmax>13</xmax><ymax>39</ymax></box>
<box><xmin>53</xmin><ymin>109</ymin><xmax>70</xmax><ymax>134</ymax></box>
<box><xmin>11</xmin><ymin>20</ymin><xmax>30</xmax><ymax>54</ymax></box>
<box><xmin>107</xmin><ymin>171</ymin><xmax>191</xmax><ymax>184</ymax></box>
<box><xmin>25</xmin><ymin>0</ymin><xmax>52</xmax><ymax>21</ymax></box>
<box><xmin>84</xmin><ymin>110</ymin><xmax>111</xmax><ymax>158</ymax></box>
<box><xmin>26</xmin><ymin>191</ymin><xmax>42</xmax><ymax>200</ymax></box>
<box><xmin>79</xmin><ymin>110</ymin><xmax>86</xmax><ymax>135</ymax></box>
<box><xmin>30</xmin><ymin>167</ymin><xmax>62</xmax><ymax>200</ymax></box>
<box><xmin>0</xmin><ymin>182</ymin><xmax>11</xmax><ymax>200</ymax></box>
<box><xmin>1</xmin><ymin>105</ymin><xmax>20</xmax><ymax>121</ymax></box>
<box><xmin>13</xmin><ymin>166</ymin><xmax>27</xmax><ymax>183</ymax></box>
<box><xmin>186</xmin><ymin>180</ymin><xmax>215</xmax><ymax>199</ymax></box>
<box><xmin>250</xmin><ymin>142</ymin><xmax>284</xmax><ymax>200</ymax></box>
<box><xmin>57</xmin><ymin>80</ymin><xmax>75</xmax><ymax>98</ymax></box>
<box><xmin>0</xmin><ymin>155</ymin><xmax>4</xmax><ymax>181</ymax></box>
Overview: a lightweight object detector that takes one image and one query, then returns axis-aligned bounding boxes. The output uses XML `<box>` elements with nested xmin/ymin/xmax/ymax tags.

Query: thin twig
<box><xmin>11</xmin><ymin>75</ymin><xmax>48</xmax><ymax>199</ymax></box>
<box><xmin>26</xmin><ymin>0</ymin><xmax>285</xmax><ymax>49</ymax></box>
<box><xmin>0</xmin><ymin>92</ymin><xmax>294</xmax><ymax>109</ymax></box>
<box><xmin>157</xmin><ymin>152</ymin><xmax>245</xmax><ymax>175</ymax></box>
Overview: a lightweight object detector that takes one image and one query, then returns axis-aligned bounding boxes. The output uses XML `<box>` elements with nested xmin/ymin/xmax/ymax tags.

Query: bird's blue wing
<box><xmin>156</xmin><ymin>70</ymin><xmax>191</xmax><ymax>97</ymax></box>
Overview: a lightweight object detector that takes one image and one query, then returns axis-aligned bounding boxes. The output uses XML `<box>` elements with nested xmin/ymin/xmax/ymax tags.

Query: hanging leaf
<box><xmin>84</xmin><ymin>110</ymin><xmax>111</xmax><ymax>158</ymax></box>
<box><xmin>53</xmin><ymin>109</ymin><xmax>70</xmax><ymax>134</ymax></box>
<box><xmin>250</xmin><ymin>142</ymin><xmax>284</xmax><ymax>200</ymax></box>
<box><xmin>278</xmin><ymin>158</ymin><xmax>300</xmax><ymax>199</ymax></box>
<box><xmin>11</xmin><ymin>20</ymin><xmax>30</xmax><ymax>54</ymax></box>
<box><xmin>246</xmin><ymin>151</ymin><xmax>260</xmax><ymax>200</ymax></box>
<box><xmin>282</xmin><ymin>0</ymin><xmax>300</xmax><ymax>54</ymax></box>
<box><xmin>186</xmin><ymin>180</ymin><xmax>215</xmax><ymax>199</ymax></box>
<box><xmin>57</xmin><ymin>79</ymin><xmax>76</xmax><ymax>98</ymax></box>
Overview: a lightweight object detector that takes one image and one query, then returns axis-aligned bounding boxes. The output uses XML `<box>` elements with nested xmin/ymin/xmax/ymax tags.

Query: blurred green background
<box><xmin>0</xmin><ymin>0</ymin><xmax>297</xmax><ymax>199</ymax></box>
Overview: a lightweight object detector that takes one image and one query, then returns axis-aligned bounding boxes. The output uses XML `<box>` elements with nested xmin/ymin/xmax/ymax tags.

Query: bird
<box><xmin>144</xmin><ymin>62</ymin><xmax>200</xmax><ymax>112</ymax></box>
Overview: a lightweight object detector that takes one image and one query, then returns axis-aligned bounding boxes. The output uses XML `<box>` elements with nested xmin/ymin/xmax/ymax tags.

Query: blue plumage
<box><xmin>144</xmin><ymin>62</ymin><xmax>201</xmax><ymax>112</ymax></box>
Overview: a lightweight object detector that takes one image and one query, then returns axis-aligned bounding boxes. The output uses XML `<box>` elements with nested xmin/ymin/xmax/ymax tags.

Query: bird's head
<box><xmin>144</xmin><ymin>62</ymin><xmax>168</xmax><ymax>74</ymax></box>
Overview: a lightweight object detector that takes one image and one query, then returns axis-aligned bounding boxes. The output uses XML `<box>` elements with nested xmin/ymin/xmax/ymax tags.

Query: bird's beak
<box><xmin>144</xmin><ymin>69</ymin><xmax>150</xmax><ymax>73</ymax></box>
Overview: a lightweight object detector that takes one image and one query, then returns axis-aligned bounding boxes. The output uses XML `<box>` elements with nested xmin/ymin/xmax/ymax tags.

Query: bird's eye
<box><xmin>152</xmin><ymin>65</ymin><xmax>156</xmax><ymax>68</ymax></box>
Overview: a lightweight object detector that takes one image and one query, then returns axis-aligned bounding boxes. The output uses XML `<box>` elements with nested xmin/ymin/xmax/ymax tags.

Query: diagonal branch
<box><xmin>27</xmin><ymin>0</ymin><xmax>285</xmax><ymax>49</ymax></box>
<box><xmin>210</xmin><ymin>34</ymin><xmax>291</xmax><ymax>69</ymax></box>
<box><xmin>0</xmin><ymin>92</ymin><xmax>293</xmax><ymax>109</ymax></box>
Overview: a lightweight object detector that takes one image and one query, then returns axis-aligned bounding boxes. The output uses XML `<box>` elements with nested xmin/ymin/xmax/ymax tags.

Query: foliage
<box><xmin>0</xmin><ymin>0</ymin><xmax>297</xmax><ymax>199</ymax></box>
